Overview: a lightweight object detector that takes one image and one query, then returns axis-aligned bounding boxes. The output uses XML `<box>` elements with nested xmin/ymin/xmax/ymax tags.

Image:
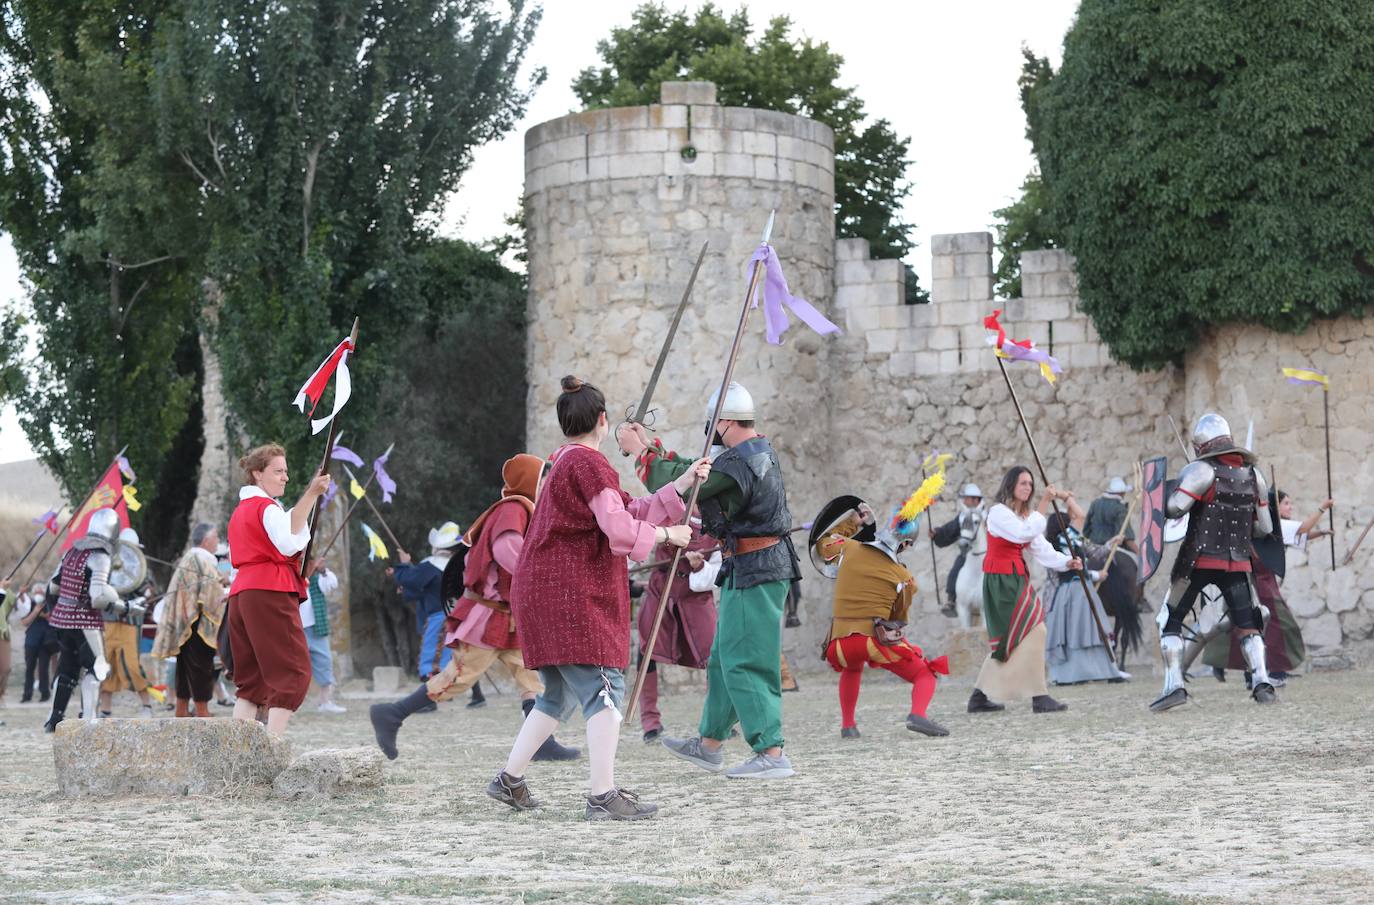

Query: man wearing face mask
<box><xmin>811</xmin><ymin>495</ymin><xmax>950</xmax><ymax>741</ymax></box>
<box><xmin>618</xmin><ymin>381</ymin><xmax>801</xmax><ymax>780</ymax></box>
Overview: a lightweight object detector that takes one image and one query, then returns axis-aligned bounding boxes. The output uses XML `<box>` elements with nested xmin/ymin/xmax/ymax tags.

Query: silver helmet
<box><xmin>960</xmin><ymin>483</ymin><xmax>983</xmax><ymax>499</ymax></box>
<box><xmin>705</xmin><ymin>382</ymin><xmax>755</xmax><ymax>423</ymax></box>
<box><xmin>84</xmin><ymin>507</ymin><xmax>122</xmax><ymax>555</ymax></box>
<box><xmin>1191</xmin><ymin>413</ymin><xmax>1231</xmax><ymax>451</ymax></box>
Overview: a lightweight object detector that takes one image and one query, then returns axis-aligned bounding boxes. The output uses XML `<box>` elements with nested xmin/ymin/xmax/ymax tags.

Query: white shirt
<box><xmin>238</xmin><ymin>486</ymin><xmax>310</xmax><ymax>556</ymax></box>
<box><xmin>986</xmin><ymin>503</ymin><xmax>1073</xmax><ymax>571</ymax></box>
<box><xmin>688</xmin><ymin>550</ymin><xmax>724</xmax><ymax>593</ymax></box>
<box><xmin>1280</xmin><ymin>518</ymin><xmax>1307</xmax><ymax>550</ymax></box>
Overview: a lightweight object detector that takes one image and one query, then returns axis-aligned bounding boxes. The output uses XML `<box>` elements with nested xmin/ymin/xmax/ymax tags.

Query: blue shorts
<box><xmin>533</xmin><ymin>664</ymin><xmax>625</xmax><ymax>722</ymax></box>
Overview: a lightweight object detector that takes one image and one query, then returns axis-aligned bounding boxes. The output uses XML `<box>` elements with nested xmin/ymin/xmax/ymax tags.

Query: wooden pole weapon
<box><xmin>19</xmin><ymin>445</ymin><xmax>129</xmax><ymax>589</ymax></box>
<box><xmin>624</xmin><ymin>212</ymin><xmax>775</xmax><ymax>727</ymax></box>
<box><xmin>298</xmin><ymin>318</ymin><xmax>360</xmax><ymax>578</ymax></box>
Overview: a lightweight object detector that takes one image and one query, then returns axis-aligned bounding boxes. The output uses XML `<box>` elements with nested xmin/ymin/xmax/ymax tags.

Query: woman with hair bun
<box><xmin>226</xmin><ymin>443</ymin><xmax>331</xmax><ymax>736</ymax></box>
<box><xmin>486</xmin><ymin>375</ymin><xmax>711</xmax><ymax>821</ymax></box>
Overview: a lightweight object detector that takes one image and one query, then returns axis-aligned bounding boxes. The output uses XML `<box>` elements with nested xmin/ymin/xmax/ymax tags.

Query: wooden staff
<box><xmin>628</xmin><ymin>523</ymin><xmax>809</xmax><ymax>575</ymax></box>
<box><xmin>1341</xmin><ymin>514</ymin><xmax>1374</xmax><ymax>566</ymax></box>
<box><xmin>5</xmin><ymin>512</ymin><xmax>56</xmax><ymax>582</ymax></box>
<box><xmin>994</xmin><ymin>357</ymin><xmax>1115</xmax><ymax>658</ymax></box>
<box><xmin>342</xmin><ymin>463</ymin><xmax>404</xmax><ymax>554</ymax></box>
<box><xmin>624</xmin><ymin>211</ymin><xmax>775</xmax><ymax>727</ymax></box>
<box><xmin>1093</xmin><ymin>464</ymin><xmax>1141</xmax><ymax>594</ymax></box>
<box><xmin>920</xmin><ymin>460</ymin><xmax>946</xmax><ymax>611</ymax></box>
<box><xmin>1322</xmin><ymin>386</ymin><xmax>1336</xmax><ymax>570</ymax></box>
<box><xmin>298</xmin><ymin>318</ymin><xmax>360</xmax><ymax>577</ymax></box>
<box><xmin>315</xmin><ymin>462</ymin><xmax>382</xmax><ymax>560</ymax></box>
<box><xmin>19</xmin><ymin>445</ymin><xmax>128</xmax><ymax>589</ymax></box>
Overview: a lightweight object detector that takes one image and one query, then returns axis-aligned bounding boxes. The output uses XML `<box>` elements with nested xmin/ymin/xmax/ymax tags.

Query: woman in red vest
<box><xmin>227</xmin><ymin>443</ymin><xmax>331</xmax><ymax>735</ymax></box>
<box><xmin>968</xmin><ymin>465</ymin><xmax>1080</xmax><ymax>716</ymax></box>
<box><xmin>486</xmin><ymin>375</ymin><xmax>709</xmax><ymax>821</ymax></box>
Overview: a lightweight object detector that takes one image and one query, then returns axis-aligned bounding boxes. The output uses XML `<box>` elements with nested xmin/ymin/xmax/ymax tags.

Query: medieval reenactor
<box><xmin>388</xmin><ymin>524</ymin><xmax>462</xmax><ymax>681</ymax></box>
<box><xmin>811</xmin><ymin>495</ymin><xmax>950</xmax><ymax>740</ymax></box>
<box><xmin>1083</xmin><ymin>476</ymin><xmax>1136</xmax><ymax>546</ymax></box>
<box><xmin>1150</xmin><ymin>413</ymin><xmax>1277</xmax><ymax>712</ymax></box>
<box><xmin>44</xmin><ymin>508</ymin><xmax>141</xmax><ymax>732</ymax></box>
<box><xmin>930</xmin><ymin>483</ymin><xmax>985</xmax><ymax>616</ymax></box>
<box><xmin>620</xmin><ymin>381</ymin><xmax>802</xmax><ymax>780</ymax></box>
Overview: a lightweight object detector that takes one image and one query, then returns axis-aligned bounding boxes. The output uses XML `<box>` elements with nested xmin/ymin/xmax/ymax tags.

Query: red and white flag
<box><xmin>293</xmin><ymin>337</ymin><xmax>354</xmax><ymax>435</ymax></box>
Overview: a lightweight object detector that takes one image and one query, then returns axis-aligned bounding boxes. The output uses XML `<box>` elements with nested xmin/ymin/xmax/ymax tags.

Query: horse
<box><xmin>952</xmin><ymin>520</ymin><xmax>987</xmax><ymax>628</ymax></box>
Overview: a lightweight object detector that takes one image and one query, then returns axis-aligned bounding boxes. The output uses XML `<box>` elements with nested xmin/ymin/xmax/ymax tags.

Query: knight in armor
<box><xmin>43</xmin><ymin>507</ymin><xmax>143</xmax><ymax>733</ymax></box>
<box><xmin>371</xmin><ymin>461</ymin><xmax>578</xmax><ymax>763</ymax></box>
<box><xmin>930</xmin><ymin>484</ymin><xmax>985</xmax><ymax>616</ymax></box>
<box><xmin>97</xmin><ymin>527</ymin><xmax>156</xmax><ymax>718</ymax></box>
<box><xmin>1151</xmin><ymin>413</ymin><xmax>1277</xmax><ymax>712</ymax></box>
<box><xmin>635</xmin><ymin>517</ymin><xmax>719</xmax><ymax>743</ymax></box>
<box><xmin>811</xmin><ymin>495</ymin><xmax>950</xmax><ymax>740</ymax></box>
<box><xmin>619</xmin><ymin>381</ymin><xmax>801</xmax><ymax>780</ymax></box>
<box><xmin>1083</xmin><ymin>476</ymin><xmax>1136</xmax><ymax>547</ymax></box>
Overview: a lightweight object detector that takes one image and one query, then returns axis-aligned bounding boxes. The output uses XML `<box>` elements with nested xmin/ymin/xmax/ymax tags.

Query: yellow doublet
<box><xmin>820</xmin><ymin>536</ymin><xmax>915</xmax><ymax>640</ymax></box>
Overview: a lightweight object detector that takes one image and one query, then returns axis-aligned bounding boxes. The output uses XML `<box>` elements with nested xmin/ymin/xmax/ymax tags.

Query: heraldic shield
<box><xmin>1138</xmin><ymin>456</ymin><xmax>1168</xmax><ymax>583</ymax></box>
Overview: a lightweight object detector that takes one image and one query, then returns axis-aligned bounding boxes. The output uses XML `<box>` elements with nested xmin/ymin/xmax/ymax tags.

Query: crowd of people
<box><xmin>1</xmin><ymin>383</ymin><xmax>1330</xmax><ymax>822</ymax></box>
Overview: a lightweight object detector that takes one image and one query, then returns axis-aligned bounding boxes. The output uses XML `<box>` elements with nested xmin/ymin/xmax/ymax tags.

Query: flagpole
<box><xmin>316</xmin><ymin>467</ymin><xmax>380</xmax><ymax>561</ymax></box>
<box><xmin>342</xmin><ymin>464</ymin><xmax>404</xmax><ymax>554</ymax></box>
<box><xmin>5</xmin><ymin>521</ymin><xmax>53</xmax><ymax>582</ymax></box>
<box><xmin>920</xmin><ymin>462</ymin><xmax>946</xmax><ymax>613</ymax></box>
<box><xmin>625</xmin><ymin>212</ymin><xmax>775</xmax><ymax>727</ymax></box>
<box><xmin>1323</xmin><ymin>387</ymin><xmax>1335</xmax><ymax>570</ymax></box>
<box><xmin>994</xmin><ymin>357</ymin><xmax>1115</xmax><ymax>658</ymax></box>
<box><xmin>19</xmin><ymin>445</ymin><xmax>129</xmax><ymax>589</ymax></box>
<box><xmin>299</xmin><ymin>318</ymin><xmax>360</xmax><ymax>578</ymax></box>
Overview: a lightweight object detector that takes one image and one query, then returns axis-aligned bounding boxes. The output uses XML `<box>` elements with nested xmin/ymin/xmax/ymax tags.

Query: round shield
<box><xmin>807</xmin><ymin>494</ymin><xmax>866</xmax><ymax>579</ymax></box>
<box><xmin>110</xmin><ymin>540</ymin><xmax>148</xmax><ymax>597</ymax></box>
<box><xmin>1164</xmin><ymin>514</ymin><xmax>1189</xmax><ymax>544</ymax></box>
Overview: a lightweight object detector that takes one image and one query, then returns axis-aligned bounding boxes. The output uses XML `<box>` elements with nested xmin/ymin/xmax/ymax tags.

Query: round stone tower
<box><xmin>522</xmin><ymin>80</ymin><xmax>837</xmax><ymax>503</ymax></box>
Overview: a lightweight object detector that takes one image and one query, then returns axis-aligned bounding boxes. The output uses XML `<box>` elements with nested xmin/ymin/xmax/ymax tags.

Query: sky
<box><xmin>0</xmin><ymin>0</ymin><xmax>1080</xmax><ymax>464</ymax></box>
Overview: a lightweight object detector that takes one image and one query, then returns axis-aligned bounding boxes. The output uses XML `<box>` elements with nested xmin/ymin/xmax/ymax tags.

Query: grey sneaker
<box><xmin>660</xmin><ymin>735</ymin><xmax>725</xmax><ymax>773</ymax></box>
<box><xmin>486</xmin><ymin>771</ymin><xmax>540</xmax><ymax>811</ymax></box>
<box><xmin>585</xmin><ymin>788</ymin><xmax>658</xmax><ymax>821</ymax></box>
<box><xmin>724</xmin><ymin>751</ymin><xmax>794</xmax><ymax>780</ymax></box>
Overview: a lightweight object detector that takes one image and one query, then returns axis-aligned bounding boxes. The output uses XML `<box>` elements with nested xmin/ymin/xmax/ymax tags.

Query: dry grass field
<box><xmin>0</xmin><ymin>667</ymin><xmax>1370</xmax><ymax>905</ymax></box>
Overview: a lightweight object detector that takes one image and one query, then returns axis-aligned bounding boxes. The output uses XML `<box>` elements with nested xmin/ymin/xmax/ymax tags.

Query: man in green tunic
<box><xmin>617</xmin><ymin>382</ymin><xmax>800</xmax><ymax>779</ymax></box>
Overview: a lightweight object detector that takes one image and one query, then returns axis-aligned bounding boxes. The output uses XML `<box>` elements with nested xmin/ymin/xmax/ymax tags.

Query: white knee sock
<box><xmin>586</xmin><ymin>708</ymin><xmax>621</xmax><ymax>796</ymax></box>
<box><xmin>504</xmin><ymin>708</ymin><xmax>560</xmax><ymax>778</ymax></box>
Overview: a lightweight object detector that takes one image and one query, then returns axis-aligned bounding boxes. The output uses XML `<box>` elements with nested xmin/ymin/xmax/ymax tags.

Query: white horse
<box><xmin>952</xmin><ymin>521</ymin><xmax>987</xmax><ymax>628</ymax></box>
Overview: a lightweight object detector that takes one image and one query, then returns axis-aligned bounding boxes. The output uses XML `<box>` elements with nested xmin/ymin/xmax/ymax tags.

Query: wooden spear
<box><xmin>624</xmin><ymin>212</ymin><xmax>775</xmax><ymax>727</ymax></box>
<box><xmin>298</xmin><ymin>318</ymin><xmax>360</xmax><ymax>577</ymax></box>
<box><xmin>19</xmin><ymin>445</ymin><xmax>129</xmax><ymax>589</ymax></box>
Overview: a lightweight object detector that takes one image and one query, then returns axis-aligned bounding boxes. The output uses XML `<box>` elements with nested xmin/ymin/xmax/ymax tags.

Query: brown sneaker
<box><xmin>585</xmin><ymin>788</ymin><xmax>658</xmax><ymax>821</ymax></box>
<box><xmin>486</xmin><ymin>771</ymin><xmax>539</xmax><ymax>811</ymax></box>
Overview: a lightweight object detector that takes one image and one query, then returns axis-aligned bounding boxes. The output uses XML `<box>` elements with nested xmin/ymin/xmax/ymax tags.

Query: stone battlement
<box><xmin>839</xmin><ymin>231</ymin><xmax>1111</xmax><ymax>380</ymax></box>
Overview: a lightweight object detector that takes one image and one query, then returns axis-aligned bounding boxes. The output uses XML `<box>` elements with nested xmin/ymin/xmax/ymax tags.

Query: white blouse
<box><xmin>986</xmin><ymin>503</ymin><xmax>1073</xmax><ymax>571</ymax></box>
<box><xmin>239</xmin><ymin>486</ymin><xmax>310</xmax><ymax>557</ymax></box>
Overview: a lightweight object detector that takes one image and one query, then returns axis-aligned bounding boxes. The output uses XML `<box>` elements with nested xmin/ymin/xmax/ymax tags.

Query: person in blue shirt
<box><xmin>388</xmin><ymin>522</ymin><xmax>463</xmax><ymax>683</ymax></box>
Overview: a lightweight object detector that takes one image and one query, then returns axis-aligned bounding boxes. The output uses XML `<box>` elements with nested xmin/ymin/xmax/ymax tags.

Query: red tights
<box><xmin>837</xmin><ymin>657</ymin><xmax>936</xmax><ymax>729</ymax></box>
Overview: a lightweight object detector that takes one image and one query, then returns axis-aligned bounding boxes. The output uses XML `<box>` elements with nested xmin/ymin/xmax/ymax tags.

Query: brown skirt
<box><xmin>974</xmin><ymin>622</ymin><xmax>1049</xmax><ymax>701</ymax></box>
<box><xmin>227</xmin><ymin>589</ymin><xmax>311</xmax><ymax>711</ymax></box>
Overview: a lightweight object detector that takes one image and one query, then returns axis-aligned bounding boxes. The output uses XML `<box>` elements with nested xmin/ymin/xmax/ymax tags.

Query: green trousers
<box><xmin>699</xmin><ymin>577</ymin><xmax>787</xmax><ymax>752</ymax></box>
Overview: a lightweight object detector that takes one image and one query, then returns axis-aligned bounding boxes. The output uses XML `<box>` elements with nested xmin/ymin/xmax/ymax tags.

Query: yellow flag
<box><xmin>350</xmin><ymin>478</ymin><xmax>366</xmax><ymax>500</ymax></box>
<box><xmin>122</xmin><ymin>485</ymin><xmax>142</xmax><ymax>512</ymax></box>
<box><xmin>361</xmin><ymin>523</ymin><xmax>388</xmax><ymax>562</ymax></box>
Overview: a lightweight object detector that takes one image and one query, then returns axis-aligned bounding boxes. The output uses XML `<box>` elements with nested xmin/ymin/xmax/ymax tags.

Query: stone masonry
<box><xmin>524</xmin><ymin>81</ymin><xmax>1374</xmax><ymax>669</ymax></box>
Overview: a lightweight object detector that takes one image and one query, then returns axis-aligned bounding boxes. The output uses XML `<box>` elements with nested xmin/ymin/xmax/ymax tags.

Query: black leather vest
<box><xmin>1174</xmin><ymin>460</ymin><xmax>1258</xmax><ymax>580</ymax></box>
<box><xmin>700</xmin><ymin>437</ymin><xmax>800</xmax><ymax>590</ymax></box>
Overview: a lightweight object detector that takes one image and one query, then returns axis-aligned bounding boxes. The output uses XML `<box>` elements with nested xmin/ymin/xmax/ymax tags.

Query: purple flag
<box><xmin>116</xmin><ymin>455</ymin><xmax>136</xmax><ymax>482</ymax></box>
<box><xmin>747</xmin><ymin>244</ymin><xmax>841</xmax><ymax>345</ymax></box>
<box><xmin>33</xmin><ymin>508</ymin><xmax>60</xmax><ymax>534</ymax></box>
<box><xmin>373</xmin><ymin>450</ymin><xmax>397</xmax><ymax>504</ymax></box>
<box><xmin>331</xmin><ymin>444</ymin><xmax>364</xmax><ymax>467</ymax></box>
<box><xmin>321</xmin><ymin>480</ymin><xmax>339</xmax><ymax>510</ymax></box>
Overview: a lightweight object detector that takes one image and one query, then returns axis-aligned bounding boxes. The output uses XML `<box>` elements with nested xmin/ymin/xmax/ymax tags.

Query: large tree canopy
<box><xmin>1032</xmin><ymin>0</ymin><xmax>1374</xmax><ymax>368</ymax></box>
<box><xmin>572</xmin><ymin>2</ymin><xmax>918</xmax><ymax>266</ymax></box>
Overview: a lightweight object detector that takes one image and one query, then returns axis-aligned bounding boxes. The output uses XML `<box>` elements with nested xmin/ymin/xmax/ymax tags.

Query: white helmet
<box><xmin>705</xmin><ymin>382</ymin><xmax>755</xmax><ymax>422</ymax></box>
<box><xmin>84</xmin><ymin>508</ymin><xmax>122</xmax><ymax>555</ymax></box>
<box><xmin>119</xmin><ymin>527</ymin><xmax>142</xmax><ymax>548</ymax></box>
<box><xmin>1106</xmin><ymin>476</ymin><xmax>1131</xmax><ymax>495</ymax></box>
<box><xmin>960</xmin><ymin>484</ymin><xmax>983</xmax><ymax>499</ymax></box>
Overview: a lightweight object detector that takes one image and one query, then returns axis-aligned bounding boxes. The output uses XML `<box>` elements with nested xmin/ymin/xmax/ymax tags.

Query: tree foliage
<box><xmin>572</xmin><ymin>2</ymin><xmax>918</xmax><ymax>263</ymax></box>
<box><xmin>1033</xmin><ymin>0</ymin><xmax>1374</xmax><ymax>368</ymax></box>
<box><xmin>991</xmin><ymin>48</ymin><xmax>1060</xmax><ymax>299</ymax></box>
<box><xmin>0</xmin><ymin>2</ymin><xmax>205</xmax><ymax>550</ymax></box>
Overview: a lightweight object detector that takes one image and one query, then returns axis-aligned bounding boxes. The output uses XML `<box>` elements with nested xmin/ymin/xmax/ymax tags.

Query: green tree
<box><xmin>0</xmin><ymin>2</ymin><xmax>205</xmax><ymax>553</ymax></box>
<box><xmin>154</xmin><ymin>0</ymin><xmax>544</xmax><ymax>478</ymax></box>
<box><xmin>991</xmin><ymin>47</ymin><xmax>1061</xmax><ymax>298</ymax></box>
<box><xmin>572</xmin><ymin>3</ymin><xmax>918</xmax><ymax>264</ymax></box>
<box><xmin>1033</xmin><ymin>0</ymin><xmax>1374</xmax><ymax>368</ymax></box>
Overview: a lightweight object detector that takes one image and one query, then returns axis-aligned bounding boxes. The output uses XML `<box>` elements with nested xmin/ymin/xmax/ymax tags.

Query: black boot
<box><xmin>1032</xmin><ymin>694</ymin><xmax>1068</xmax><ymax>713</ymax></box>
<box><xmin>522</xmin><ymin>699</ymin><xmax>580</xmax><ymax>762</ymax></box>
<box><xmin>967</xmin><ymin>688</ymin><xmax>1004</xmax><ymax>713</ymax></box>
<box><xmin>467</xmin><ymin>683</ymin><xmax>487</xmax><ymax>710</ymax></box>
<box><xmin>369</xmin><ymin>685</ymin><xmax>432</xmax><ymax>761</ymax></box>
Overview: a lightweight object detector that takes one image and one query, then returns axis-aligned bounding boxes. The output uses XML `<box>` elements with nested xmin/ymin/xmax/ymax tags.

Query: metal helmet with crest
<box><xmin>1191</xmin><ymin>412</ymin><xmax>1256</xmax><ymax>463</ymax></box>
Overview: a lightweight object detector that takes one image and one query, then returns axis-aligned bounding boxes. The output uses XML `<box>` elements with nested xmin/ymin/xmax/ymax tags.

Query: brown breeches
<box><xmin>227</xmin><ymin>590</ymin><xmax>311</xmax><ymax>711</ymax></box>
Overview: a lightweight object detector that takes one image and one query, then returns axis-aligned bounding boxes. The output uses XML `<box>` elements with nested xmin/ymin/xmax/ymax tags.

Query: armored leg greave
<box><xmin>1149</xmin><ymin>633</ymin><xmax>1190</xmax><ymax>712</ymax></box>
<box><xmin>82</xmin><ymin>628</ymin><xmax>110</xmax><ymax>681</ymax></box>
<box><xmin>1240</xmin><ymin>633</ymin><xmax>1276</xmax><ymax>702</ymax></box>
<box><xmin>80</xmin><ymin>673</ymin><xmax>100</xmax><ymax>723</ymax></box>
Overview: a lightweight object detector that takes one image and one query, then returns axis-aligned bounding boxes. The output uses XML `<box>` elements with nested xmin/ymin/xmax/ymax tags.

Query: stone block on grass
<box><xmin>272</xmin><ymin>747</ymin><xmax>385</xmax><ymax>800</ymax></box>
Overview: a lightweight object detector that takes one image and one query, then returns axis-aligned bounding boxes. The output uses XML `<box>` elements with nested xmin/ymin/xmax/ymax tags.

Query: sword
<box><xmin>620</xmin><ymin>240</ymin><xmax>710</xmax><ymax>455</ymax></box>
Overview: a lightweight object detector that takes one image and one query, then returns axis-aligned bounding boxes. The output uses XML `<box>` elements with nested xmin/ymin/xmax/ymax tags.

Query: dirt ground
<box><xmin>1</xmin><ymin>666</ymin><xmax>1371</xmax><ymax>905</ymax></box>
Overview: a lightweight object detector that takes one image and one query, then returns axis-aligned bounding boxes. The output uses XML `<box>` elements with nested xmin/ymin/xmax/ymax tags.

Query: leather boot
<box><xmin>639</xmin><ymin>668</ymin><xmax>663</xmax><ymax>742</ymax></box>
<box><xmin>175</xmin><ymin>698</ymin><xmax>190</xmax><ymax>718</ymax></box>
<box><xmin>194</xmin><ymin>701</ymin><xmax>212</xmax><ymax>717</ymax></box>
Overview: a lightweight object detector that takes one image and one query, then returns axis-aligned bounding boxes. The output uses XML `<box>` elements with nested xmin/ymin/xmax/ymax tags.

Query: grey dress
<box><xmin>1043</xmin><ymin>547</ymin><xmax>1121</xmax><ymax>685</ymax></box>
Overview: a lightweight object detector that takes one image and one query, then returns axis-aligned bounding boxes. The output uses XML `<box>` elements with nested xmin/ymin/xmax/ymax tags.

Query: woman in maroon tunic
<box><xmin>226</xmin><ymin>444</ymin><xmax>331</xmax><ymax>736</ymax></box>
<box><xmin>486</xmin><ymin>376</ymin><xmax>709</xmax><ymax>821</ymax></box>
